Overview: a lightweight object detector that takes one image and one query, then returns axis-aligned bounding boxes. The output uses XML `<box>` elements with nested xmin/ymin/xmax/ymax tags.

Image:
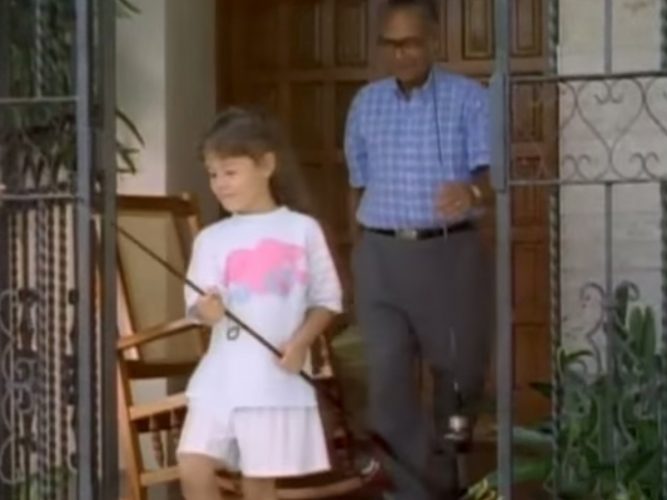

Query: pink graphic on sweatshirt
<box><xmin>223</xmin><ymin>238</ymin><xmax>308</xmax><ymax>302</ymax></box>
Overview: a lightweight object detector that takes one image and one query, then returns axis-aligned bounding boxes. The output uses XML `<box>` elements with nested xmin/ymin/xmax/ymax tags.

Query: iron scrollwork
<box><xmin>510</xmin><ymin>73</ymin><xmax>667</xmax><ymax>186</ymax></box>
<box><xmin>0</xmin><ymin>116</ymin><xmax>79</xmax><ymax>499</ymax></box>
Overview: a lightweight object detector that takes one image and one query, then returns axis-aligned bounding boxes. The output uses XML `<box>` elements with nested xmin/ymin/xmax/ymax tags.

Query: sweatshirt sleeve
<box><xmin>305</xmin><ymin>219</ymin><xmax>343</xmax><ymax>313</ymax></box>
<box><xmin>184</xmin><ymin>230</ymin><xmax>220</xmax><ymax>320</ymax></box>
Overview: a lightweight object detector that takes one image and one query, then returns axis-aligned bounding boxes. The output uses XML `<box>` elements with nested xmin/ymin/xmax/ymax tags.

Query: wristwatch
<box><xmin>469</xmin><ymin>183</ymin><xmax>483</xmax><ymax>205</ymax></box>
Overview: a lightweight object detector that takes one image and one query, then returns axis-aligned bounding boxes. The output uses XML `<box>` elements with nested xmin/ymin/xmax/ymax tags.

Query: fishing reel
<box><xmin>432</xmin><ymin>380</ymin><xmax>473</xmax><ymax>454</ymax></box>
<box><xmin>440</xmin><ymin>329</ymin><xmax>474</xmax><ymax>453</ymax></box>
<box><xmin>442</xmin><ymin>412</ymin><xmax>472</xmax><ymax>453</ymax></box>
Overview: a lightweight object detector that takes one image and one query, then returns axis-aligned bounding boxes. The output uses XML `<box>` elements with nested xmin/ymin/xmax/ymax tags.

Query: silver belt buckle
<box><xmin>397</xmin><ymin>228</ymin><xmax>418</xmax><ymax>240</ymax></box>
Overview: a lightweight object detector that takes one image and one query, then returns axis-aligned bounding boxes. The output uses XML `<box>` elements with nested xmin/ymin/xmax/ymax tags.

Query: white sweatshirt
<box><xmin>184</xmin><ymin>206</ymin><xmax>342</xmax><ymax>409</ymax></box>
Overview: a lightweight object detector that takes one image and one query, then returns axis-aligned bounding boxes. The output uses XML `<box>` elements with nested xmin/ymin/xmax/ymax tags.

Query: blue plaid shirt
<box><xmin>344</xmin><ymin>66</ymin><xmax>490</xmax><ymax>229</ymax></box>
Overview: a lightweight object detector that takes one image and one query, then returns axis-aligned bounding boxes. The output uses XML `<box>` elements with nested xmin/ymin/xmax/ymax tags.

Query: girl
<box><xmin>177</xmin><ymin>107</ymin><xmax>342</xmax><ymax>500</ymax></box>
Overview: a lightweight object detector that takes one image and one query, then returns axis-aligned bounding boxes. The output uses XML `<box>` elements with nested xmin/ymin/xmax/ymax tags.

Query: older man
<box><xmin>344</xmin><ymin>1</ymin><xmax>493</xmax><ymax>498</ymax></box>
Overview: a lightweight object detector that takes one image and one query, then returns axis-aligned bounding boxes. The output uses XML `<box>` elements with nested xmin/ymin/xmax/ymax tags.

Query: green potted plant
<box><xmin>466</xmin><ymin>282</ymin><xmax>664</xmax><ymax>499</ymax></box>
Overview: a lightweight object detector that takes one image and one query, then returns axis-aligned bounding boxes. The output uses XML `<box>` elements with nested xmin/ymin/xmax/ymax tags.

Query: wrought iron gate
<box><xmin>0</xmin><ymin>0</ymin><xmax>116</xmax><ymax>499</ymax></box>
<box><xmin>491</xmin><ymin>0</ymin><xmax>667</xmax><ymax>498</ymax></box>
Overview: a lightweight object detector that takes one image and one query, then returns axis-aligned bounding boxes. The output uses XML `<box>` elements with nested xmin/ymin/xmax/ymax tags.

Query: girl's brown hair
<box><xmin>201</xmin><ymin>106</ymin><xmax>312</xmax><ymax>215</ymax></box>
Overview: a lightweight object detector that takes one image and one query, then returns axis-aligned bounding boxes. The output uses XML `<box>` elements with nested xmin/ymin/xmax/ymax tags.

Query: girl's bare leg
<box><xmin>242</xmin><ymin>477</ymin><xmax>277</xmax><ymax>500</ymax></box>
<box><xmin>178</xmin><ymin>453</ymin><xmax>225</xmax><ymax>500</ymax></box>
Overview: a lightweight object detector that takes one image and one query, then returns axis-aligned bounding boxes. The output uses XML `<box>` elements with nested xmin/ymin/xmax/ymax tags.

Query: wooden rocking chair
<box><xmin>115</xmin><ymin>193</ymin><xmax>382</xmax><ymax>500</ymax></box>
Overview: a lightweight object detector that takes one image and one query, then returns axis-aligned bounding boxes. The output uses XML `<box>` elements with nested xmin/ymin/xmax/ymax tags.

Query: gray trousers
<box><xmin>352</xmin><ymin>228</ymin><xmax>493</xmax><ymax>500</ymax></box>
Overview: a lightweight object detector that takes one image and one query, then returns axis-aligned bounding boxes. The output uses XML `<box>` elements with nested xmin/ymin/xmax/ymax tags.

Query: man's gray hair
<box><xmin>382</xmin><ymin>0</ymin><xmax>439</xmax><ymax>25</ymax></box>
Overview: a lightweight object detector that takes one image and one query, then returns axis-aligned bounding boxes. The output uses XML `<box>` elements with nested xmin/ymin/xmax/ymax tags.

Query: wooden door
<box><xmin>216</xmin><ymin>0</ymin><xmax>551</xmax><ymax>422</ymax></box>
<box><xmin>218</xmin><ymin>0</ymin><xmax>379</xmax><ymax>313</ymax></box>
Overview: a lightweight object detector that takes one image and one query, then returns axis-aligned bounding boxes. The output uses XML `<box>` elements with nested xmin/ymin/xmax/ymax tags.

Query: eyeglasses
<box><xmin>377</xmin><ymin>36</ymin><xmax>427</xmax><ymax>55</ymax></box>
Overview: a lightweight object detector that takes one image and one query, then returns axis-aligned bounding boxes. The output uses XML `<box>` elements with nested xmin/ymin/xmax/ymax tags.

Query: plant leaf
<box><xmin>117</xmin><ymin>0</ymin><xmax>141</xmax><ymax>15</ymax></box>
<box><xmin>614</xmin><ymin>282</ymin><xmax>630</xmax><ymax>328</ymax></box>
<box><xmin>116</xmin><ymin>140</ymin><xmax>138</xmax><ymax>174</ymax></box>
<box><xmin>465</xmin><ymin>458</ymin><xmax>551</xmax><ymax>497</ymax></box>
<box><xmin>512</xmin><ymin>426</ymin><xmax>552</xmax><ymax>450</ymax></box>
<box><xmin>116</xmin><ymin>108</ymin><xmax>145</xmax><ymax>146</ymax></box>
<box><xmin>559</xmin><ymin>349</ymin><xmax>593</xmax><ymax>374</ymax></box>
<box><xmin>628</xmin><ymin>481</ymin><xmax>648</xmax><ymax>500</ymax></box>
<box><xmin>628</xmin><ymin>307</ymin><xmax>644</xmax><ymax>357</ymax></box>
<box><xmin>641</xmin><ymin>307</ymin><xmax>656</xmax><ymax>362</ymax></box>
<box><xmin>623</xmin><ymin>448</ymin><xmax>659</xmax><ymax>484</ymax></box>
<box><xmin>529</xmin><ymin>381</ymin><xmax>552</xmax><ymax>399</ymax></box>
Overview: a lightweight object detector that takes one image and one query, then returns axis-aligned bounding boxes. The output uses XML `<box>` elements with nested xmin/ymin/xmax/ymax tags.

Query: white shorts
<box><xmin>177</xmin><ymin>403</ymin><xmax>331</xmax><ymax>477</ymax></box>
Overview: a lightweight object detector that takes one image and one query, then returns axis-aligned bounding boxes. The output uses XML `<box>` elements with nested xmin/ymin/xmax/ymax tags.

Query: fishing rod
<box><xmin>0</xmin><ymin>186</ymin><xmax>471</xmax><ymax>498</ymax></box>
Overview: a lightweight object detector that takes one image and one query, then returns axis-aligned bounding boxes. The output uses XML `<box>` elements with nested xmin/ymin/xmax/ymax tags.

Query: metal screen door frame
<box><xmin>491</xmin><ymin>0</ymin><xmax>667</xmax><ymax>498</ymax></box>
<box><xmin>0</xmin><ymin>0</ymin><xmax>117</xmax><ymax>498</ymax></box>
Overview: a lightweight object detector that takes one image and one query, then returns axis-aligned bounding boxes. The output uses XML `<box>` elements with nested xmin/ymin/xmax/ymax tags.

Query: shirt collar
<box><xmin>391</xmin><ymin>65</ymin><xmax>437</xmax><ymax>102</ymax></box>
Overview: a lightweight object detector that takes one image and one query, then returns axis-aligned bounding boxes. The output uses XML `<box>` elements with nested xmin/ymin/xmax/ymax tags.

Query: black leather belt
<box><xmin>364</xmin><ymin>220</ymin><xmax>475</xmax><ymax>240</ymax></box>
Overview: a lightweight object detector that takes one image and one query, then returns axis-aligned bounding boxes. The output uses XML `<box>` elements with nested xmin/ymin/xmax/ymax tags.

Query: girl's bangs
<box><xmin>203</xmin><ymin>136</ymin><xmax>268</xmax><ymax>161</ymax></box>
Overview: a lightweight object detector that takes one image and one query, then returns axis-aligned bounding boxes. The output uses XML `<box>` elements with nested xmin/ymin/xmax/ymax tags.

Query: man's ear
<box><xmin>428</xmin><ymin>24</ymin><xmax>439</xmax><ymax>55</ymax></box>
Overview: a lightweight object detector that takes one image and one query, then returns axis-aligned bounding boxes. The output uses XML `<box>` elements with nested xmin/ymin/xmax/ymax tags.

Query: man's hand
<box><xmin>279</xmin><ymin>339</ymin><xmax>308</xmax><ymax>374</ymax></box>
<box><xmin>195</xmin><ymin>288</ymin><xmax>225</xmax><ymax>326</ymax></box>
<box><xmin>436</xmin><ymin>182</ymin><xmax>475</xmax><ymax>220</ymax></box>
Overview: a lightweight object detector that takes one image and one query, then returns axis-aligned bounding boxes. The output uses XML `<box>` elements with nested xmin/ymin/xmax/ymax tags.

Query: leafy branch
<box><xmin>4</xmin><ymin>0</ymin><xmax>144</xmax><ymax>175</ymax></box>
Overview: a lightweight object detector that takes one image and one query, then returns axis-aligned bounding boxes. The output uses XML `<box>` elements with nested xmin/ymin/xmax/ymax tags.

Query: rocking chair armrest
<box><xmin>117</xmin><ymin>318</ymin><xmax>207</xmax><ymax>351</ymax></box>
